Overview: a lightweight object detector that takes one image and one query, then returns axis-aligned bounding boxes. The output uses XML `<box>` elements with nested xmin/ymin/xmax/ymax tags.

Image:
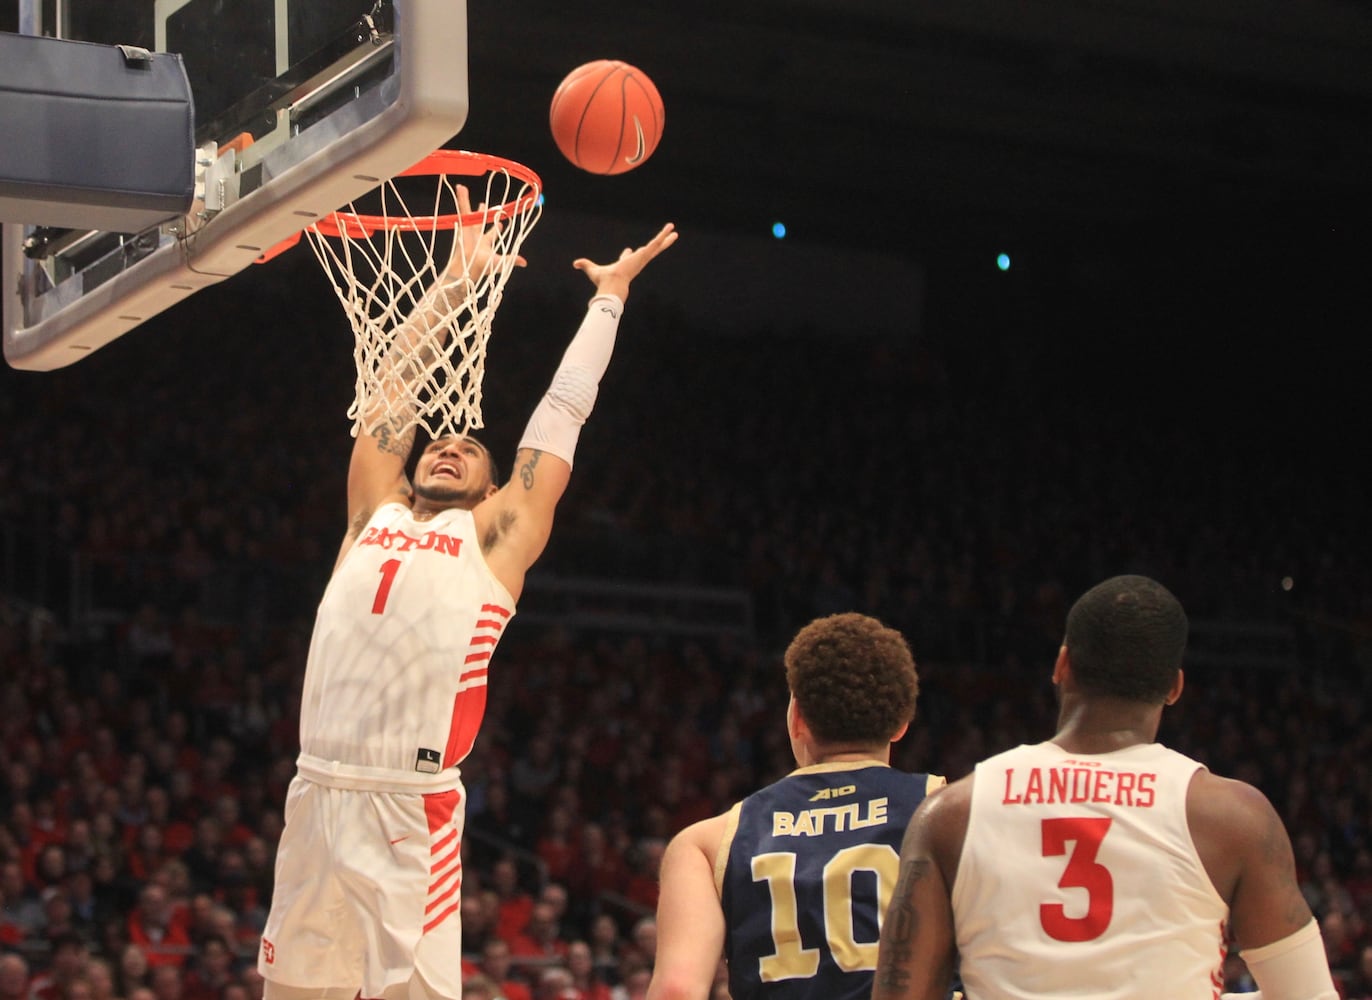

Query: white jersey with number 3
<box><xmin>297</xmin><ymin>502</ymin><xmax>515</xmax><ymax>789</ymax></box>
<box><xmin>952</xmin><ymin>741</ymin><xmax>1229</xmax><ymax>1000</ymax></box>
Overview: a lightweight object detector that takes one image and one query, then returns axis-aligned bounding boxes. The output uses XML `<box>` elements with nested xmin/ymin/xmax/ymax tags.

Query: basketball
<box><xmin>550</xmin><ymin>60</ymin><xmax>664</xmax><ymax>175</ymax></box>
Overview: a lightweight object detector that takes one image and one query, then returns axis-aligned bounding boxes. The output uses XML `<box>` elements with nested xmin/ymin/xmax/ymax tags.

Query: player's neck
<box><xmin>1052</xmin><ymin>697</ymin><xmax>1162</xmax><ymax>755</ymax></box>
<box><xmin>806</xmin><ymin>745</ymin><xmax>891</xmax><ymax>767</ymax></box>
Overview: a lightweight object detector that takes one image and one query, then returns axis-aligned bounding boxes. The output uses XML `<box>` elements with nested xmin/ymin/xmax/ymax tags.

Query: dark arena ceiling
<box><xmin>455</xmin><ymin>0</ymin><xmax>1372</xmax><ymax>260</ymax></box>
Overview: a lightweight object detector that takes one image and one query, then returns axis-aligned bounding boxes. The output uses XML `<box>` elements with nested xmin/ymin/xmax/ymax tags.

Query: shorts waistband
<box><xmin>295</xmin><ymin>753</ymin><xmax>463</xmax><ymax>793</ymax></box>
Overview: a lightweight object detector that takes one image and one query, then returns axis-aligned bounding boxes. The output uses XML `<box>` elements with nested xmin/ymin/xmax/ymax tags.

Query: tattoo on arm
<box><xmin>519</xmin><ymin>450</ymin><xmax>543</xmax><ymax>490</ymax></box>
<box><xmin>373</xmin><ymin>417</ymin><xmax>416</xmax><ymax>458</ymax></box>
<box><xmin>875</xmin><ymin>859</ymin><xmax>930</xmax><ymax>994</ymax></box>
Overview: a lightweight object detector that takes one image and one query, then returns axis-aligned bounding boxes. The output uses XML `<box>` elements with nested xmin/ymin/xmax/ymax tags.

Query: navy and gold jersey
<box><xmin>718</xmin><ymin>761</ymin><xmax>944</xmax><ymax>1000</ymax></box>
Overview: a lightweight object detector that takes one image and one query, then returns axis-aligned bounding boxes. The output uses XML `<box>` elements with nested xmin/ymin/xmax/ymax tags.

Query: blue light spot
<box><xmin>772</xmin><ymin>222</ymin><xmax>787</xmax><ymax>239</ymax></box>
<box><xmin>997</xmin><ymin>253</ymin><xmax>1011</xmax><ymax>271</ymax></box>
<box><xmin>536</xmin><ymin>193</ymin><xmax>545</xmax><ymax>208</ymax></box>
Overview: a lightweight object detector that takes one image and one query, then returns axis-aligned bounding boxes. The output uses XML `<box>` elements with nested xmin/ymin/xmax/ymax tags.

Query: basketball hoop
<box><xmin>291</xmin><ymin>149</ymin><xmax>542</xmax><ymax>441</ymax></box>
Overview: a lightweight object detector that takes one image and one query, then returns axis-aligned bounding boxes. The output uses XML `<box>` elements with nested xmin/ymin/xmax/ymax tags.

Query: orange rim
<box><xmin>312</xmin><ymin>149</ymin><xmax>542</xmax><ymax>237</ymax></box>
<box><xmin>255</xmin><ymin>150</ymin><xmax>541</xmax><ymax>263</ymax></box>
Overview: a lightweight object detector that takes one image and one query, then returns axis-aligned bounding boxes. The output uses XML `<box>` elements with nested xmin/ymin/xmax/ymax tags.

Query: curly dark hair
<box><xmin>784</xmin><ymin>613</ymin><xmax>919</xmax><ymax>746</ymax></box>
<box><xmin>1064</xmin><ymin>575</ymin><xmax>1188</xmax><ymax>703</ymax></box>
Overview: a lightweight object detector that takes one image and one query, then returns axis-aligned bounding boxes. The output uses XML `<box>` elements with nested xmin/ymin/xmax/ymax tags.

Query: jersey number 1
<box><xmin>1040</xmin><ymin>816</ymin><xmax>1114</xmax><ymax>942</ymax></box>
<box><xmin>372</xmin><ymin>558</ymin><xmax>401</xmax><ymax>614</ymax></box>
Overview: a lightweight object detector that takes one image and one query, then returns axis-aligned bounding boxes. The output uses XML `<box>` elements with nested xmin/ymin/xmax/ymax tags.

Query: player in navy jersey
<box><xmin>646</xmin><ymin>613</ymin><xmax>950</xmax><ymax>1000</ymax></box>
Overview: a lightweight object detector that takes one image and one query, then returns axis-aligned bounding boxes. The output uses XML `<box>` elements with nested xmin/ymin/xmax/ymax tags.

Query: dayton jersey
<box><xmin>296</xmin><ymin>502</ymin><xmax>514</xmax><ymax>790</ymax></box>
<box><xmin>719</xmin><ymin>762</ymin><xmax>945</xmax><ymax>1000</ymax></box>
<box><xmin>953</xmin><ymin>741</ymin><xmax>1229</xmax><ymax>1000</ymax></box>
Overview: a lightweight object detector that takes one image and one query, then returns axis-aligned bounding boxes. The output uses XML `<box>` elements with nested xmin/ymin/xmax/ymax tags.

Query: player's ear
<box><xmin>1052</xmin><ymin>645</ymin><xmax>1070</xmax><ymax>687</ymax></box>
<box><xmin>1164</xmin><ymin>669</ymin><xmax>1184</xmax><ymax>706</ymax></box>
<box><xmin>890</xmin><ymin>720</ymin><xmax>910</xmax><ymax>743</ymax></box>
<box><xmin>786</xmin><ymin>697</ymin><xmax>805</xmax><ymax>741</ymax></box>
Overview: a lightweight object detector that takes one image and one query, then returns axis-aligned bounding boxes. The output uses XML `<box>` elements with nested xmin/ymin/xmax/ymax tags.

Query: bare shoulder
<box><xmin>903</xmin><ymin>774</ymin><xmax>972</xmax><ymax>882</ymax></box>
<box><xmin>1188</xmin><ymin>768</ymin><xmax>1312</xmax><ymax>948</ymax></box>
<box><xmin>1187</xmin><ymin>769</ymin><xmax>1283</xmax><ymax>839</ymax></box>
<box><xmin>917</xmin><ymin>773</ymin><xmax>972</xmax><ymax>831</ymax></box>
<box><xmin>668</xmin><ymin>811</ymin><xmax>730</xmax><ymax>860</ymax></box>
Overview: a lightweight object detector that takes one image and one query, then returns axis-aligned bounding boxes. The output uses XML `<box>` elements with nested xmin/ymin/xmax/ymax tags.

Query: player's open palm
<box><xmin>445</xmin><ymin>183</ymin><xmax>527</xmax><ymax>283</ymax></box>
<box><xmin>574</xmin><ymin>223</ymin><xmax>678</xmax><ymax>301</ymax></box>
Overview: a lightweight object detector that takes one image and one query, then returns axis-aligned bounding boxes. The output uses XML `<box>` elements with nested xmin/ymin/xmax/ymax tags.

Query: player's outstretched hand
<box><xmin>443</xmin><ymin>184</ymin><xmax>528</xmax><ymax>284</ymax></box>
<box><xmin>573</xmin><ymin>223</ymin><xmax>678</xmax><ymax>302</ymax></box>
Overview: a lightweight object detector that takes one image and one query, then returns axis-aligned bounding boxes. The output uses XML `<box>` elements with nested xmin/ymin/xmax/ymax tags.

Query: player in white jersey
<box><xmin>873</xmin><ymin>574</ymin><xmax>1339</xmax><ymax>1000</ymax></box>
<box><xmin>259</xmin><ymin>193</ymin><xmax>678</xmax><ymax>1000</ymax></box>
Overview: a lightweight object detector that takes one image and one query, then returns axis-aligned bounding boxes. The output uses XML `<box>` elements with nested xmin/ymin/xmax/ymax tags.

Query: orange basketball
<box><xmin>550</xmin><ymin>60</ymin><xmax>664</xmax><ymax>175</ymax></box>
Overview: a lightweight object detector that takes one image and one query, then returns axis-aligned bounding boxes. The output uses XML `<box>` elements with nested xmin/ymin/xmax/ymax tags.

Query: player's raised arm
<box><xmin>477</xmin><ymin>223</ymin><xmax>677</xmax><ymax>598</ymax></box>
<box><xmin>338</xmin><ymin>185</ymin><xmax>524</xmax><ymax>567</ymax></box>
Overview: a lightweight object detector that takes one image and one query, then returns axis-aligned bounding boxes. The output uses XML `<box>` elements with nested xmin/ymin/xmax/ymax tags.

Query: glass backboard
<box><xmin>3</xmin><ymin>0</ymin><xmax>469</xmax><ymax>370</ymax></box>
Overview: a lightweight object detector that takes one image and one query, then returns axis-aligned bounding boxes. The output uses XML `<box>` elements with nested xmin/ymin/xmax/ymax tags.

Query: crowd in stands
<box><xmin>1</xmin><ymin>265</ymin><xmax>1368</xmax><ymax>999</ymax></box>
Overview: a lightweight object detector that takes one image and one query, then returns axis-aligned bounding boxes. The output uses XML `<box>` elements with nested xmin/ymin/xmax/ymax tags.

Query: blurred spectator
<box><xmin>29</xmin><ymin>933</ymin><xmax>88</xmax><ymax>1000</ymax></box>
<box><xmin>533</xmin><ymin>967</ymin><xmax>577</xmax><ymax>1000</ymax></box>
<box><xmin>491</xmin><ymin>859</ymin><xmax>534</xmax><ymax>945</ymax></box>
<box><xmin>609</xmin><ymin>966</ymin><xmax>650</xmax><ymax>1000</ymax></box>
<box><xmin>1343</xmin><ymin>943</ymin><xmax>1372</xmax><ymax>1000</ymax></box>
<box><xmin>620</xmin><ymin>841</ymin><xmax>664</xmax><ymax>916</ymax></box>
<box><xmin>1</xmin><ymin>862</ymin><xmax>43</xmax><ymax>941</ymax></box>
<box><xmin>535</xmin><ymin>806</ymin><xmax>579</xmax><ymax>887</ymax></box>
<box><xmin>538</xmin><ymin>886</ymin><xmax>570</xmax><ymax>941</ymax></box>
<box><xmin>510</xmin><ymin>902</ymin><xmax>569</xmax><ymax>963</ymax></box>
<box><xmin>462</xmin><ymin>974</ymin><xmax>501</xmax><ymax>1000</ymax></box>
<box><xmin>0</xmin><ymin>953</ymin><xmax>30</xmax><ymax>1000</ymax></box>
<box><xmin>83</xmin><ymin>957</ymin><xmax>117</xmax><ymax>1000</ymax></box>
<box><xmin>566</xmin><ymin>940</ymin><xmax>612</xmax><ymax>1000</ymax></box>
<box><xmin>563</xmin><ymin>826</ymin><xmax>628</xmax><ymax>905</ymax></box>
<box><xmin>180</xmin><ymin>822</ymin><xmax>222</xmax><ymax>897</ymax></box>
<box><xmin>624</xmin><ymin>920</ymin><xmax>655</xmax><ymax>976</ymax></box>
<box><xmin>127</xmin><ymin>885</ymin><xmax>191</xmax><ymax>968</ymax></box>
<box><xmin>181</xmin><ymin>935</ymin><xmax>236</xmax><ymax>1000</ymax></box>
<box><xmin>477</xmin><ymin>939</ymin><xmax>531</xmax><ymax>1000</ymax></box>
<box><xmin>586</xmin><ymin>915</ymin><xmax>622</xmax><ymax>987</ymax></box>
<box><xmin>115</xmin><ymin>943</ymin><xmax>151</xmax><ymax>998</ymax></box>
<box><xmin>148</xmin><ymin>964</ymin><xmax>183</xmax><ymax>1000</ymax></box>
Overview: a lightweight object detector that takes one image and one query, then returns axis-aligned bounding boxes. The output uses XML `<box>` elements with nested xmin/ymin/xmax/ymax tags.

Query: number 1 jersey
<box><xmin>719</xmin><ymin>761</ymin><xmax>945</xmax><ymax>1000</ymax></box>
<box><xmin>297</xmin><ymin>503</ymin><xmax>515</xmax><ymax>790</ymax></box>
<box><xmin>953</xmin><ymin>741</ymin><xmax>1229</xmax><ymax>1000</ymax></box>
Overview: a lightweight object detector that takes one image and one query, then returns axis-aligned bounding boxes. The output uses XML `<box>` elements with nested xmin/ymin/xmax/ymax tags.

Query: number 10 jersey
<box><xmin>719</xmin><ymin>761</ymin><xmax>945</xmax><ymax>1000</ymax></box>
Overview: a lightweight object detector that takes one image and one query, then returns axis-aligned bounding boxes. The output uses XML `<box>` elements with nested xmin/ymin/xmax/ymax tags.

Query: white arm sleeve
<box><xmin>1235</xmin><ymin>919</ymin><xmax>1339</xmax><ymax>1000</ymax></box>
<box><xmin>517</xmin><ymin>294</ymin><xmax>623</xmax><ymax>468</ymax></box>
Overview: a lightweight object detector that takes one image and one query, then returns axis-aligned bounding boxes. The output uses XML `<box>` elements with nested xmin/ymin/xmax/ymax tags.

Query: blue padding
<box><xmin>0</xmin><ymin>32</ymin><xmax>195</xmax><ymax>232</ymax></box>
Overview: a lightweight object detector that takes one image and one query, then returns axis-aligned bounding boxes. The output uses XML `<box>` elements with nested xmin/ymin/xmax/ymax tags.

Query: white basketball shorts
<box><xmin>258</xmin><ymin>775</ymin><xmax>466</xmax><ymax>999</ymax></box>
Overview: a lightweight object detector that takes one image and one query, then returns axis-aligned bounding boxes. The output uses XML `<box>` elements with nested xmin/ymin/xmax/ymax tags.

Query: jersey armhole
<box><xmin>713</xmin><ymin>803</ymin><xmax>743</xmax><ymax>898</ymax></box>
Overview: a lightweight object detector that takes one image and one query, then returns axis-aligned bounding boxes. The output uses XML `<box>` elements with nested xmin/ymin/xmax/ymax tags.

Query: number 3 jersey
<box><xmin>953</xmin><ymin>741</ymin><xmax>1229</xmax><ymax>1000</ymax></box>
<box><xmin>719</xmin><ymin>761</ymin><xmax>945</xmax><ymax>1000</ymax></box>
<box><xmin>296</xmin><ymin>503</ymin><xmax>515</xmax><ymax>792</ymax></box>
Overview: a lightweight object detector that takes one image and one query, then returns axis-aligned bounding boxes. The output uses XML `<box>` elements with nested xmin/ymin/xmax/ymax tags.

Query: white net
<box><xmin>304</xmin><ymin>151</ymin><xmax>542</xmax><ymax>440</ymax></box>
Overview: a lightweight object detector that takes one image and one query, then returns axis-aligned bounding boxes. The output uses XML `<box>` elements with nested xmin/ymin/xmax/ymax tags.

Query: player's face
<box><xmin>414</xmin><ymin>436</ymin><xmax>493</xmax><ymax>505</ymax></box>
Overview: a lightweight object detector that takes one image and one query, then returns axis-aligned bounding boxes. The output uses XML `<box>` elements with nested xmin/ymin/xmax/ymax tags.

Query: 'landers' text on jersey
<box><xmin>953</xmin><ymin>741</ymin><xmax>1229</xmax><ymax>1000</ymax></box>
